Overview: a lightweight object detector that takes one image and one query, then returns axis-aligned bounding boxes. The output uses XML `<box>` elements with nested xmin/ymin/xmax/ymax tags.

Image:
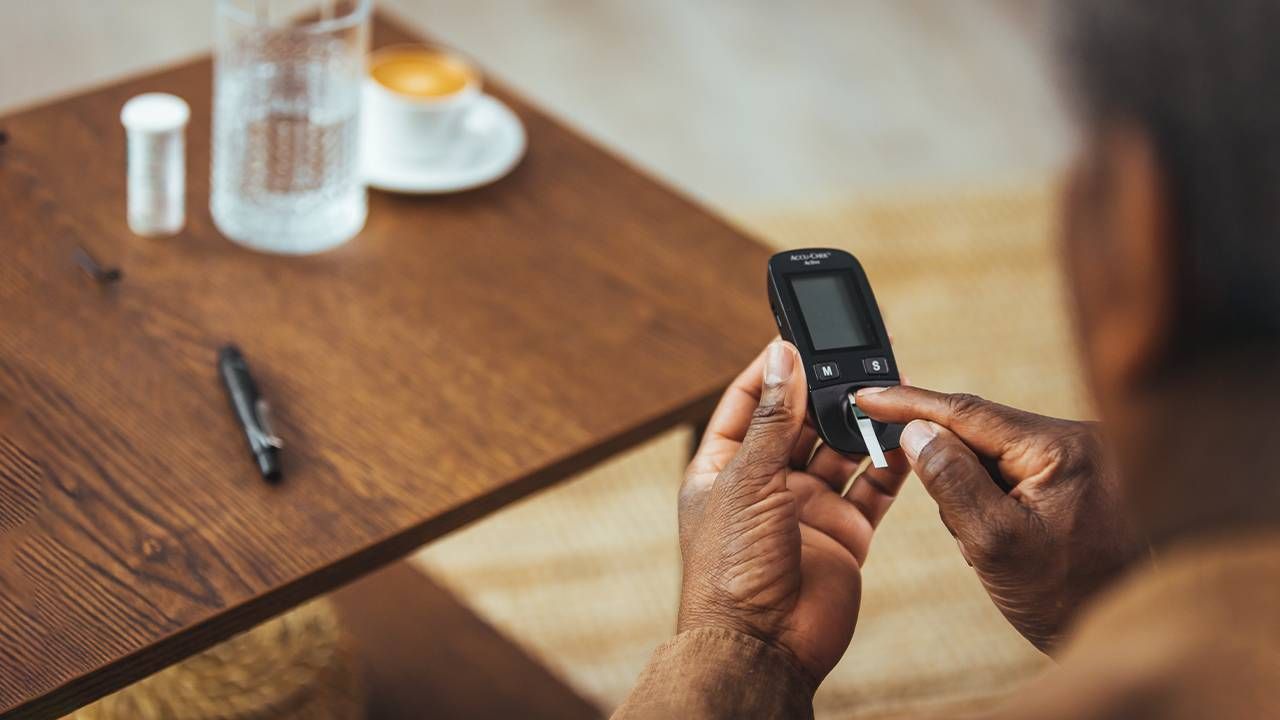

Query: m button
<box><xmin>862</xmin><ymin>357</ymin><xmax>890</xmax><ymax>374</ymax></box>
<box><xmin>813</xmin><ymin>362</ymin><xmax>840</xmax><ymax>381</ymax></box>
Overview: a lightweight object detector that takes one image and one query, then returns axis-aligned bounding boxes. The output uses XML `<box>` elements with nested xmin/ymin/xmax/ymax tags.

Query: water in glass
<box><xmin>212</xmin><ymin>1</ymin><xmax>369</xmax><ymax>254</ymax></box>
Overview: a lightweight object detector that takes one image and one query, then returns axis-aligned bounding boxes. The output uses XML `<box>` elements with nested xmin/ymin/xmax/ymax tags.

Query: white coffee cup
<box><xmin>362</xmin><ymin>44</ymin><xmax>483</xmax><ymax>168</ymax></box>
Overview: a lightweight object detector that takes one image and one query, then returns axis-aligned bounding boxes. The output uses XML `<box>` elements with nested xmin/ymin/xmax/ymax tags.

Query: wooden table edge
<box><xmin>2</xmin><ymin>381</ymin><xmax>723</xmax><ymax>719</ymax></box>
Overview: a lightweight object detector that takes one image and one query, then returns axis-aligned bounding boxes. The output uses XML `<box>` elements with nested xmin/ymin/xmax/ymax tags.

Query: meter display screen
<box><xmin>790</xmin><ymin>272</ymin><xmax>872</xmax><ymax>351</ymax></box>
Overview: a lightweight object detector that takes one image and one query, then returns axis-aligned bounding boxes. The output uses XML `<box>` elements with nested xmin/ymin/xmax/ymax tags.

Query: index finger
<box><xmin>852</xmin><ymin>385</ymin><xmax>1034</xmax><ymax>459</ymax></box>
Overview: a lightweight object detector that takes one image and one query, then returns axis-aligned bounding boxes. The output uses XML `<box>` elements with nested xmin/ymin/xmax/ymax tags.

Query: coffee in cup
<box><xmin>369</xmin><ymin>49</ymin><xmax>477</xmax><ymax>99</ymax></box>
<box><xmin>363</xmin><ymin>44</ymin><xmax>483</xmax><ymax>167</ymax></box>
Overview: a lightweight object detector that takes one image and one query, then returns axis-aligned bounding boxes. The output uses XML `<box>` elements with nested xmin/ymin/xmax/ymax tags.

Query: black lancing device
<box><xmin>217</xmin><ymin>344</ymin><xmax>284</xmax><ymax>482</ymax></box>
<box><xmin>767</xmin><ymin>248</ymin><xmax>903</xmax><ymax>463</ymax></box>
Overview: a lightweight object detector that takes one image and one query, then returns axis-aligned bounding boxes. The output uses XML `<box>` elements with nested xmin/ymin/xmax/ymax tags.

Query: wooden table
<box><xmin>0</xmin><ymin>10</ymin><xmax>771</xmax><ymax>719</ymax></box>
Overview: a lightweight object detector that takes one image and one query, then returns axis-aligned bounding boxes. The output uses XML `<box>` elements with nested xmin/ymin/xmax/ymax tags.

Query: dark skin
<box><xmin>676</xmin><ymin>121</ymin><xmax>1277</xmax><ymax>681</ymax></box>
<box><xmin>678</xmin><ymin>341</ymin><xmax>910</xmax><ymax>682</ymax></box>
<box><xmin>852</xmin><ymin>386</ymin><xmax>1138</xmax><ymax>652</ymax></box>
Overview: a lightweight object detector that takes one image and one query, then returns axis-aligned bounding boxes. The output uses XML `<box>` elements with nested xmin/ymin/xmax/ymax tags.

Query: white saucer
<box><xmin>362</xmin><ymin>94</ymin><xmax>527</xmax><ymax>194</ymax></box>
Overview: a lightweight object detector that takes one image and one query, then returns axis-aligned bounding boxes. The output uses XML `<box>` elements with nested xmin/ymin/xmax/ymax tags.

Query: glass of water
<box><xmin>212</xmin><ymin>0</ymin><xmax>371</xmax><ymax>254</ymax></box>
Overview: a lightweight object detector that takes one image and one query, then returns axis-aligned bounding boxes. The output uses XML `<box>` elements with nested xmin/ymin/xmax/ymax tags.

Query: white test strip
<box><xmin>849</xmin><ymin>392</ymin><xmax>888</xmax><ymax>469</ymax></box>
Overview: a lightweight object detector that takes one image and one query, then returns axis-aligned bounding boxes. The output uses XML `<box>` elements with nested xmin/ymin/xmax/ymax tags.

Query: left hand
<box><xmin>677</xmin><ymin>341</ymin><xmax>911</xmax><ymax>684</ymax></box>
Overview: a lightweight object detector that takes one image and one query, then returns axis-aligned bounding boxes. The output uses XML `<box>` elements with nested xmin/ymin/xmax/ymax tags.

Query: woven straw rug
<box><xmin>414</xmin><ymin>185</ymin><xmax>1086</xmax><ymax>718</ymax></box>
<box><xmin>65</xmin><ymin>600</ymin><xmax>362</xmax><ymax>720</ymax></box>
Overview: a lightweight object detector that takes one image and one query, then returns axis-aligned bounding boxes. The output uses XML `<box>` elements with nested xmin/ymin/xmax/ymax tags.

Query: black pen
<box><xmin>217</xmin><ymin>344</ymin><xmax>283</xmax><ymax>482</ymax></box>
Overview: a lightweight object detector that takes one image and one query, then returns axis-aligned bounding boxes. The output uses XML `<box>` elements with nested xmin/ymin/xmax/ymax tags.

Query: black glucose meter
<box><xmin>767</xmin><ymin>248</ymin><xmax>903</xmax><ymax>466</ymax></box>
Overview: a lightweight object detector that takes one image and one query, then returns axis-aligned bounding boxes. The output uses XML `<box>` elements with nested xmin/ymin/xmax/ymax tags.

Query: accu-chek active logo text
<box><xmin>790</xmin><ymin>251</ymin><xmax>832</xmax><ymax>265</ymax></box>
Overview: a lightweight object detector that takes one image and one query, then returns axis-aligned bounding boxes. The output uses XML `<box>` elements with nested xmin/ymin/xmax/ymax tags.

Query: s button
<box><xmin>862</xmin><ymin>357</ymin><xmax>890</xmax><ymax>374</ymax></box>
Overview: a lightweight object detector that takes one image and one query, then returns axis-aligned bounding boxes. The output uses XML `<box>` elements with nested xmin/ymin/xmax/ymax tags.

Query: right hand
<box><xmin>853</xmin><ymin>385</ymin><xmax>1142</xmax><ymax>653</ymax></box>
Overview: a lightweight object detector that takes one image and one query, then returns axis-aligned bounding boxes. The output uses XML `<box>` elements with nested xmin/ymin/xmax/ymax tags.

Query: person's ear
<box><xmin>1079</xmin><ymin>125</ymin><xmax>1176</xmax><ymax>401</ymax></box>
<box><xmin>1104</xmin><ymin>127</ymin><xmax>1175</xmax><ymax>390</ymax></box>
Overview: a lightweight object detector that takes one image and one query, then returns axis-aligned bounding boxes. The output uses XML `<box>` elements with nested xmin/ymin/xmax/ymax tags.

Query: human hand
<box><xmin>677</xmin><ymin>341</ymin><xmax>911</xmax><ymax>683</ymax></box>
<box><xmin>853</xmin><ymin>386</ymin><xmax>1141</xmax><ymax>653</ymax></box>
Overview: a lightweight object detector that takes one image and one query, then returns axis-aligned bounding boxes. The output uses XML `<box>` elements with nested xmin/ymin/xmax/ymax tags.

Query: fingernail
<box><xmin>899</xmin><ymin>420</ymin><xmax>938</xmax><ymax>461</ymax></box>
<box><xmin>764</xmin><ymin>342</ymin><xmax>794</xmax><ymax>387</ymax></box>
<box><xmin>856</xmin><ymin>386</ymin><xmax>889</xmax><ymax>397</ymax></box>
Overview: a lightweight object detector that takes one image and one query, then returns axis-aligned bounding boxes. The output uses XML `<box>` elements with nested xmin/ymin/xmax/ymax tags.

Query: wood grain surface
<box><xmin>333</xmin><ymin>561</ymin><xmax>602</xmax><ymax>719</ymax></box>
<box><xmin>0</xmin><ymin>11</ymin><xmax>771</xmax><ymax>718</ymax></box>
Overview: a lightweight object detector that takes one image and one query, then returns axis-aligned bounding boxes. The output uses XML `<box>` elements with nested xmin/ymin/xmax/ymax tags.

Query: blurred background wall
<box><xmin>0</xmin><ymin>1</ymin><xmax>1069</xmax><ymax>212</ymax></box>
<box><xmin>2</xmin><ymin>3</ymin><xmax>1080</xmax><ymax>718</ymax></box>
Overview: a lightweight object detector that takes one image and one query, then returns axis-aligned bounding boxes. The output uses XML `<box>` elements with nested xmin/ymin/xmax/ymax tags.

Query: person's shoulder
<box><xmin>985</xmin><ymin>530</ymin><xmax>1280</xmax><ymax>720</ymax></box>
<box><xmin>984</xmin><ymin>630</ymin><xmax>1276</xmax><ymax>720</ymax></box>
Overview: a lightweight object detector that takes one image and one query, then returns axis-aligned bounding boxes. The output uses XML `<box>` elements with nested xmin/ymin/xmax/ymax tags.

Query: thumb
<box><xmin>900</xmin><ymin>420</ymin><xmax>1021</xmax><ymax>558</ymax></box>
<box><xmin>718</xmin><ymin>341</ymin><xmax>808</xmax><ymax>501</ymax></box>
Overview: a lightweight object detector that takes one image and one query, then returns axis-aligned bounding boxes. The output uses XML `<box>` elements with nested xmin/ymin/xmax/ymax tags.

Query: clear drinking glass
<box><xmin>211</xmin><ymin>0</ymin><xmax>371</xmax><ymax>254</ymax></box>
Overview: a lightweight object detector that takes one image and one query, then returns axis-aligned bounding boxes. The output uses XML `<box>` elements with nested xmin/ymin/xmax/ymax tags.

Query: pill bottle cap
<box><xmin>121</xmin><ymin>93</ymin><xmax>190</xmax><ymax>133</ymax></box>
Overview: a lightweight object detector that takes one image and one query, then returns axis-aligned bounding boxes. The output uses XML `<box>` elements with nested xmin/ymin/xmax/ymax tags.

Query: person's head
<box><xmin>1054</xmin><ymin>1</ymin><xmax>1280</xmax><ymax>423</ymax></box>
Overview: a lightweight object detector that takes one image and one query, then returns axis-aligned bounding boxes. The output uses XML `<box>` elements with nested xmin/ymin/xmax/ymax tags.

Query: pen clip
<box><xmin>251</xmin><ymin>398</ymin><xmax>284</xmax><ymax>450</ymax></box>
